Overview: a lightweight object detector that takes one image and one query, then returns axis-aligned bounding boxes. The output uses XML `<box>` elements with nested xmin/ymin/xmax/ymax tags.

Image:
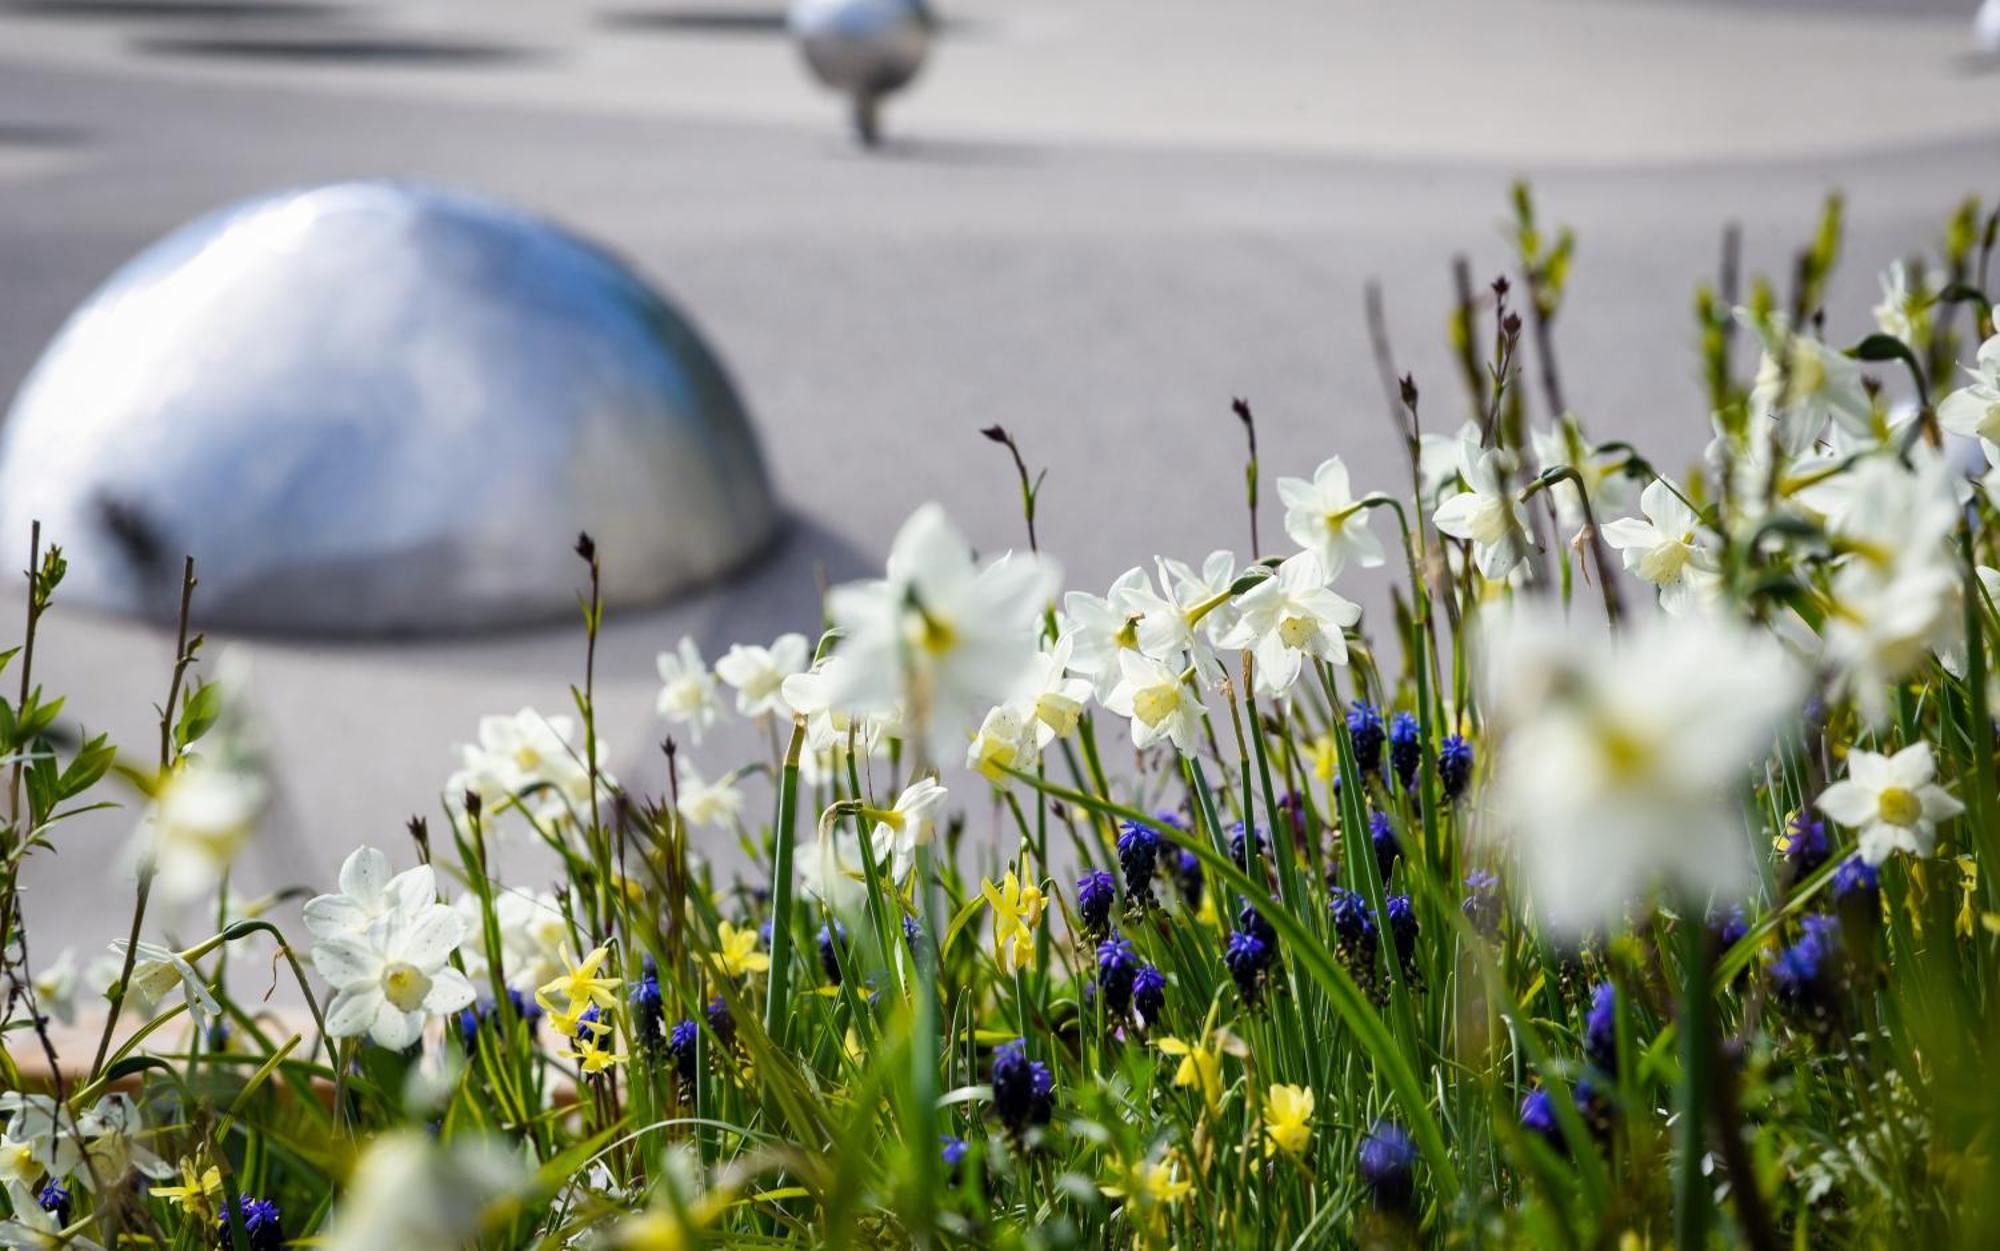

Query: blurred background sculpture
<box><xmin>0</xmin><ymin>180</ymin><xmax>780</xmax><ymax>635</ymax></box>
<box><xmin>788</xmin><ymin>0</ymin><xmax>933</xmax><ymax>147</ymax></box>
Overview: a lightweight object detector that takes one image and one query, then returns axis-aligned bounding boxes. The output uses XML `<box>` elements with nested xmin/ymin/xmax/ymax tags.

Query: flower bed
<box><xmin>3</xmin><ymin>187</ymin><xmax>1998</xmax><ymax>1248</ymax></box>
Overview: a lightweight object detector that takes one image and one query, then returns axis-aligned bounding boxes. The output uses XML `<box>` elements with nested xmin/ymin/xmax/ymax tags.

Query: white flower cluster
<box><xmin>306</xmin><ymin>846</ymin><xmax>475</xmax><ymax>1050</ymax></box>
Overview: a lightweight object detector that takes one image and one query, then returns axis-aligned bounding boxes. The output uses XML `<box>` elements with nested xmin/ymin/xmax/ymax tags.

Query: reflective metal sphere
<box><xmin>0</xmin><ymin>181</ymin><xmax>779</xmax><ymax>635</ymax></box>
<box><xmin>788</xmin><ymin>0</ymin><xmax>933</xmax><ymax>145</ymax></box>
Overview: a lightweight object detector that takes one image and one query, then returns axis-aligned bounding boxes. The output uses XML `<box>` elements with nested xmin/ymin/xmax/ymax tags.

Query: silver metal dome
<box><xmin>0</xmin><ymin>181</ymin><xmax>780</xmax><ymax>634</ymax></box>
<box><xmin>788</xmin><ymin>0</ymin><xmax>933</xmax><ymax>146</ymax></box>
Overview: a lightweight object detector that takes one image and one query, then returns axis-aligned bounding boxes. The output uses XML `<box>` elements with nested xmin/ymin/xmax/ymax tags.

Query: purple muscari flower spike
<box><xmin>1461</xmin><ymin>869</ymin><xmax>1502</xmax><ymax>939</ymax></box>
<box><xmin>1132</xmin><ymin>963</ymin><xmax>1167</xmax><ymax>1024</ymax></box>
<box><xmin>1358</xmin><ymin>1121</ymin><xmax>1417</xmax><ymax>1211</ymax></box>
<box><xmin>1117</xmin><ymin>821</ymin><xmax>1161</xmax><ymax>910</ymax></box>
<box><xmin>37</xmin><ymin>1182</ymin><xmax>72</xmax><ymax>1227</ymax></box>
<box><xmin>1077</xmin><ymin>869</ymin><xmax>1117</xmax><ymax>937</ymax></box>
<box><xmin>941</xmin><ymin>1135</ymin><xmax>969</xmax><ymax>1174</ymax></box>
<box><xmin>1770</xmin><ymin>921</ymin><xmax>1842</xmax><ymax>1025</ymax></box>
<box><xmin>1438</xmin><ymin>735</ymin><xmax>1474</xmax><ymax>801</ymax></box>
<box><xmin>1708</xmin><ymin>904</ymin><xmax>1750</xmax><ymax>950</ymax></box>
<box><xmin>1832</xmin><ymin>854</ymin><xmax>1880</xmax><ymax>905</ymax></box>
<box><xmin>1584</xmin><ymin>983</ymin><xmax>1618</xmax><ymax>1074</ymax></box>
<box><xmin>817</xmin><ymin>921</ymin><xmax>848</xmax><ymax>985</ymax></box>
<box><xmin>629</xmin><ymin>965</ymin><xmax>665</xmax><ymax>1051</ymax></box>
<box><xmin>1229</xmin><ymin>820</ymin><xmax>1265</xmax><ymax>871</ymax></box>
<box><xmin>1347</xmin><ymin>701</ymin><xmax>1386</xmax><ymax>779</ymax></box>
<box><xmin>991</xmin><ymin>1039</ymin><xmax>1054</xmax><ymax>1134</ymax></box>
<box><xmin>216</xmin><ymin>1195</ymin><xmax>283</xmax><ymax>1251</ymax></box>
<box><xmin>1385</xmin><ymin>894</ymin><xmax>1420</xmax><ymax>980</ymax></box>
<box><xmin>666</xmin><ymin>1018</ymin><xmax>699</xmax><ymax>1089</ymax></box>
<box><xmin>1224</xmin><ymin>929</ymin><xmax>1271</xmax><ymax>1005</ymax></box>
<box><xmin>1388</xmin><ymin>711</ymin><xmax>1422</xmax><ymax>791</ymax></box>
<box><xmin>1519</xmin><ymin>1088</ymin><xmax>1558</xmax><ymax>1142</ymax></box>
<box><xmin>1237</xmin><ymin>898</ymin><xmax>1278</xmax><ymax>950</ymax></box>
<box><xmin>1096</xmin><ymin>937</ymin><xmax>1139</xmax><ymax>1016</ymax></box>
<box><xmin>1174</xmin><ymin>848</ymin><xmax>1203</xmax><ymax>907</ymax></box>
<box><xmin>705</xmin><ymin>995</ymin><xmax>735</xmax><ymax>1050</ymax></box>
<box><xmin>1779</xmin><ymin>812</ymin><xmax>1830</xmax><ymax>878</ymax></box>
<box><xmin>1369</xmin><ymin>810</ymin><xmax>1401</xmax><ymax>884</ymax></box>
<box><xmin>1327</xmin><ymin>886</ymin><xmax>1381</xmax><ymax>999</ymax></box>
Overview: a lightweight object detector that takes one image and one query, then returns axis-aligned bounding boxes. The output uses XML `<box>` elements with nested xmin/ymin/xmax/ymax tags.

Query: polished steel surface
<box><xmin>0</xmin><ymin>181</ymin><xmax>779</xmax><ymax>634</ymax></box>
<box><xmin>788</xmin><ymin>0</ymin><xmax>932</xmax><ymax>144</ymax></box>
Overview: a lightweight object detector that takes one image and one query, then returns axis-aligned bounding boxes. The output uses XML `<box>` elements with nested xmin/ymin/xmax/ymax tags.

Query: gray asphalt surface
<box><xmin>2</xmin><ymin>2</ymin><xmax>1998</xmax><ymax>967</ymax></box>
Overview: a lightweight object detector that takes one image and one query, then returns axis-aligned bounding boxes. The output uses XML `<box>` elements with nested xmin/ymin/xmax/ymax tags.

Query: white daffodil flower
<box><xmin>0</xmin><ymin>1094</ymin><xmax>80</xmax><ymax>1181</ymax></box>
<box><xmin>1482</xmin><ymin>607</ymin><xmax>1805</xmax><ymax>935</ymax></box>
<box><xmin>303</xmin><ymin>845</ymin><xmax>440</xmax><ymax>942</ymax></box>
<box><xmin>28</xmin><ymin>948</ymin><xmax>78</xmax><ymax>1027</ymax></box>
<box><xmin>1058</xmin><ymin>566</ymin><xmax>1154</xmax><ymax>701</ymax></box>
<box><xmin>315</xmin><ymin>907</ymin><xmax>475</xmax><ymax>1051</ymax></box>
<box><xmin>966</xmin><ymin>703</ymin><xmax>1037</xmax><ymax>782</ymax></box>
<box><xmin>1872</xmin><ymin>260</ymin><xmax>1933</xmax><ymax>354</ymax></box>
<box><xmin>1217</xmin><ymin>551</ymin><xmax>1361</xmax><ymax>698</ymax></box>
<box><xmin>1822</xmin><ymin>559</ymin><xmax>1962</xmax><ymax>726</ymax></box>
<box><xmin>1278</xmin><ymin>456</ymin><xmax>1384</xmax><ymax>577</ymax></box>
<box><xmin>322</xmin><ymin>1131</ymin><xmax>523</xmax><ymax>1251</ymax></box>
<box><xmin>1432</xmin><ymin>433</ymin><xmax>1532</xmax><ymax>580</ymax></box>
<box><xmin>1416</xmin><ymin>420</ymin><xmax>1482</xmax><ymax>503</ymax></box>
<box><xmin>869</xmin><ymin>777</ymin><xmax>950</xmax><ymax>882</ymax></box>
<box><xmin>1103</xmin><ymin>650</ymin><xmax>1200</xmax><ymax>752</ymax></box>
<box><xmin>715</xmin><ymin>633</ymin><xmax>809</xmax><ymax>719</ymax></box>
<box><xmin>1127</xmin><ymin>551</ymin><xmax>1241</xmax><ymax>682</ymax></box>
<box><xmin>1742</xmin><ymin>310</ymin><xmax>1874</xmax><ymax>454</ymax></box>
<box><xmin>1937</xmin><ymin>331</ymin><xmax>2000</xmax><ymax>459</ymax></box>
<box><xmin>1816</xmin><ymin>743</ymin><xmax>1963</xmax><ymax>865</ymax></box>
<box><xmin>447</xmin><ymin>708</ymin><xmax>613</xmax><ymax>834</ymax></box>
<box><xmin>825</xmin><ymin>503</ymin><xmax>1059</xmax><ymax>764</ymax></box>
<box><xmin>675</xmin><ymin>763</ymin><xmax>744</xmax><ymax>830</ymax></box>
<box><xmin>796</xmin><ymin>825</ymin><xmax>869</xmax><ymax>913</ymax></box>
<box><xmin>1601</xmin><ymin>478</ymin><xmax>1722</xmax><ymax>616</ymax></box>
<box><xmin>76</xmin><ymin>1093</ymin><xmax>172</xmax><ymax>1183</ymax></box>
<box><xmin>109</xmin><ymin>939</ymin><xmax>220</xmax><ymax>1035</ymax></box>
<box><xmin>1009</xmin><ymin>637</ymin><xmax>1093</xmax><ymax>747</ymax></box>
<box><xmin>1155</xmin><ymin>551</ymin><xmax>1242</xmax><ymax>653</ymax></box>
<box><xmin>455</xmin><ymin>887</ymin><xmax>570</xmax><ymax>993</ymax></box>
<box><xmin>134</xmin><ymin>760</ymin><xmax>268</xmax><ymax>908</ymax></box>
<box><xmin>655</xmin><ymin>636</ymin><xmax>724</xmax><ymax>744</ymax></box>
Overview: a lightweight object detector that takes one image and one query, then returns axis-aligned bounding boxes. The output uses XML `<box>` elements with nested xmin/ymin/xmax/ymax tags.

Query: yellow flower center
<box><xmin>381</xmin><ymin>961</ymin><xmax>432</xmax><ymax>1011</ymax></box>
<box><xmin>1789</xmin><ymin>341</ymin><xmax>1826</xmax><ymax>398</ymax></box>
<box><xmin>1877</xmin><ymin>786</ymin><xmax>1922</xmax><ymax>827</ymax></box>
<box><xmin>1035</xmin><ymin>691</ymin><xmax>1083</xmax><ymax>737</ymax></box>
<box><xmin>918</xmin><ymin>610</ymin><xmax>956</xmax><ymax>655</ymax></box>
<box><xmin>1277</xmin><ymin>615</ymin><xmax>1317</xmax><ymax>650</ymax></box>
<box><xmin>1596</xmin><ymin>720</ymin><xmax>1654</xmax><ymax>784</ymax></box>
<box><xmin>1132</xmin><ymin>683</ymin><xmax>1180</xmax><ymax>728</ymax></box>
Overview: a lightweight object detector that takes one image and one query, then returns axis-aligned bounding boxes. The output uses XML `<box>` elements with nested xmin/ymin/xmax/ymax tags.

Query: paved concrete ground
<box><xmin>2</xmin><ymin>0</ymin><xmax>1998</xmax><ymax>962</ymax></box>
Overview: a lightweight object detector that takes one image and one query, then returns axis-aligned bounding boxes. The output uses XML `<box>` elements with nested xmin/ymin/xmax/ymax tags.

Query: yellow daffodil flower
<box><xmin>151</xmin><ymin>1158</ymin><xmax>224</xmax><ymax>1216</ymax></box>
<box><xmin>1310</xmin><ymin>733</ymin><xmax>1338</xmax><ymax>783</ymax></box>
<box><xmin>1100</xmin><ymin>1154</ymin><xmax>1192</xmax><ymax>1247</ymax></box>
<box><xmin>536</xmin><ymin>943</ymin><xmax>621</xmax><ymax>1016</ymax></box>
<box><xmin>563</xmin><ymin>1035</ymin><xmax>629</xmax><ymax>1076</ymax></box>
<box><xmin>1154</xmin><ymin>1003</ymin><xmax>1246</xmax><ymax>1115</ymax></box>
<box><xmin>981</xmin><ymin>869</ymin><xmax>1046</xmax><ymax>974</ymax></box>
<box><xmin>1262</xmin><ymin>1083</ymin><xmax>1316</xmax><ymax>1157</ymax></box>
<box><xmin>715</xmin><ymin>921</ymin><xmax>771</xmax><ymax>978</ymax></box>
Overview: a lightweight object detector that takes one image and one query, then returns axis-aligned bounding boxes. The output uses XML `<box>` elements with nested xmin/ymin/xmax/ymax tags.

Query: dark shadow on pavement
<box><xmin>132</xmin><ymin>33</ymin><xmax>541</xmax><ymax>64</ymax></box>
<box><xmin>4</xmin><ymin>0</ymin><xmax>346</xmax><ymax>20</ymax></box>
